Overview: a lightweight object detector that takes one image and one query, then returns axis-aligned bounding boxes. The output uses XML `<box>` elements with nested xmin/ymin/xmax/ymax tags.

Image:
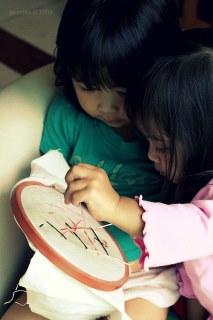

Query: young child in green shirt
<box><xmin>39</xmin><ymin>1</ymin><xmax>187</xmax><ymax>318</ymax></box>
<box><xmin>40</xmin><ymin>0</ymin><xmax>186</xmax><ymax>267</ymax></box>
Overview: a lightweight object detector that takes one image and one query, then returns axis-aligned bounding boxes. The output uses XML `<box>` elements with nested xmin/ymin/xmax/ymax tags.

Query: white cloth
<box><xmin>19</xmin><ymin>251</ymin><xmax>128</xmax><ymax>320</ymax></box>
<box><xmin>12</xmin><ymin>149</ymin><xmax>69</xmax><ymax>194</ymax></box>
<box><xmin>123</xmin><ymin>267</ymin><xmax>179</xmax><ymax>308</ymax></box>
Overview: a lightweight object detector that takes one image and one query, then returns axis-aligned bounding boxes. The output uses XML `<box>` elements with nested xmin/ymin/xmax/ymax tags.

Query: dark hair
<box><xmin>54</xmin><ymin>0</ymin><xmax>185</xmax><ymax>106</ymax></box>
<box><xmin>127</xmin><ymin>45</ymin><xmax>213</xmax><ymax>203</ymax></box>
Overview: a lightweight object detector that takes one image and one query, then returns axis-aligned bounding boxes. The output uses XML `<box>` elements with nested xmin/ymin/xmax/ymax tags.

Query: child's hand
<box><xmin>64</xmin><ymin>163</ymin><xmax>144</xmax><ymax>236</ymax></box>
<box><xmin>64</xmin><ymin>163</ymin><xmax>120</xmax><ymax>222</ymax></box>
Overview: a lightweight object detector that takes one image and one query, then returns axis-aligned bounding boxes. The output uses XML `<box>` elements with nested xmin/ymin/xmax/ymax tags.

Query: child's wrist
<box><xmin>106</xmin><ymin>193</ymin><xmax>121</xmax><ymax>222</ymax></box>
<box><xmin>112</xmin><ymin>196</ymin><xmax>144</xmax><ymax>236</ymax></box>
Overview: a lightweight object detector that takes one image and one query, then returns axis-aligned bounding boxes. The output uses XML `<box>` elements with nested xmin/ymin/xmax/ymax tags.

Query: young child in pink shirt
<box><xmin>64</xmin><ymin>45</ymin><xmax>213</xmax><ymax>319</ymax></box>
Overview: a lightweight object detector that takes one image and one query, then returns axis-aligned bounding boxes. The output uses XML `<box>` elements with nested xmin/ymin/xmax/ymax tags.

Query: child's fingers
<box><xmin>76</xmin><ymin>163</ymin><xmax>97</xmax><ymax>169</ymax></box>
<box><xmin>65</xmin><ymin>164</ymin><xmax>106</xmax><ymax>187</ymax></box>
<box><xmin>65</xmin><ymin>164</ymin><xmax>95</xmax><ymax>184</ymax></box>
<box><xmin>65</xmin><ymin>168</ymin><xmax>77</xmax><ymax>184</ymax></box>
<box><xmin>70</xmin><ymin>187</ymin><xmax>89</xmax><ymax>207</ymax></box>
<box><xmin>64</xmin><ymin>178</ymin><xmax>88</xmax><ymax>204</ymax></box>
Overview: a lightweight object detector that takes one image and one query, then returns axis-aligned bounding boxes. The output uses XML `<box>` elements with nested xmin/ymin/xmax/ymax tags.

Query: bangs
<box><xmin>72</xmin><ymin>63</ymin><xmax>127</xmax><ymax>90</ymax></box>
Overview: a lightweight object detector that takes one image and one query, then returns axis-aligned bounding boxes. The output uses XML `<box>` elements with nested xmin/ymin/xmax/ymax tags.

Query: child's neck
<box><xmin>113</xmin><ymin>124</ymin><xmax>137</xmax><ymax>142</ymax></box>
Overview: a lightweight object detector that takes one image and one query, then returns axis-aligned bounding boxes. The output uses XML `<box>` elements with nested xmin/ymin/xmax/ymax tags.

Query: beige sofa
<box><xmin>0</xmin><ymin>64</ymin><xmax>55</xmax><ymax>317</ymax></box>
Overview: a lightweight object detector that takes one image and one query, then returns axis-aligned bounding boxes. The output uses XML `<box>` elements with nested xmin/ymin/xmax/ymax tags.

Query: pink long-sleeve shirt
<box><xmin>135</xmin><ymin>179</ymin><xmax>213</xmax><ymax>318</ymax></box>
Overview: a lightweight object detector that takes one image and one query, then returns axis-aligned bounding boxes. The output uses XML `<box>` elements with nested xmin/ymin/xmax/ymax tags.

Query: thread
<box><xmin>4</xmin><ymin>284</ymin><xmax>27</xmax><ymax>306</ymax></box>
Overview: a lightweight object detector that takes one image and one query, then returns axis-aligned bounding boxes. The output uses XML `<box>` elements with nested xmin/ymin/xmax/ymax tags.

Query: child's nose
<box><xmin>98</xmin><ymin>103</ymin><xmax>119</xmax><ymax>113</ymax></box>
<box><xmin>98</xmin><ymin>91</ymin><xmax>121</xmax><ymax>113</ymax></box>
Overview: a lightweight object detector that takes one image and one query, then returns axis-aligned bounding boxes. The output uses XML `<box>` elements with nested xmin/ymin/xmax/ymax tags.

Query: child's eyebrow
<box><xmin>146</xmin><ymin>134</ymin><xmax>170</xmax><ymax>148</ymax></box>
<box><xmin>145</xmin><ymin>134</ymin><xmax>161</xmax><ymax>141</ymax></box>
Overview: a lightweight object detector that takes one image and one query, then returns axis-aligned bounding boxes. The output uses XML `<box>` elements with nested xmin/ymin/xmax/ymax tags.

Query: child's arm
<box><xmin>64</xmin><ymin>163</ymin><xmax>144</xmax><ymax>236</ymax></box>
<box><xmin>65</xmin><ymin>164</ymin><xmax>213</xmax><ymax>263</ymax></box>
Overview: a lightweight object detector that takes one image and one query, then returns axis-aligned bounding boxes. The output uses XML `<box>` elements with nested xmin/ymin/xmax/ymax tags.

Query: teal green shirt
<box><xmin>40</xmin><ymin>93</ymin><xmax>162</xmax><ymax>262</ymax></box>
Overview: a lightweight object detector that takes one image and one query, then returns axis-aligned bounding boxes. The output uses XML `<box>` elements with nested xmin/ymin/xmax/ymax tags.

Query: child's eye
<box><xmin>155</xmin><ymin>147</ymin><xmax>169</xmax><ymax>154</ymax></box>
<box><xmin>116</xmin><ymin>90</ymin><xmax>126</xmax><ymax>96</ymax></box>
<box><xmin>80</xmin><ymin>86</ymin><xmax>97</xmax><ymax>92</ymax></box>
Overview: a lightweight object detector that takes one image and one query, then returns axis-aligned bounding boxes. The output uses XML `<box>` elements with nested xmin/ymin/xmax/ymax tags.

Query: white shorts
<box><xmin>123</xmin><ymin>267</ymin><xmax>180</xmax><ymax>308</ymax></box>
<box><xmin>19</xmin><ymin>252</ymin><xmax>179</xmax><ymax>320</ymax></box>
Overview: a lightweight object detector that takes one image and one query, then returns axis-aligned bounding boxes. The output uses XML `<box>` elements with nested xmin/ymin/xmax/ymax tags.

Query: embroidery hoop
<box><xmin>11</xmin><ymin>181</ymin><xmax>129</xmax><ymax>291</ymax></box>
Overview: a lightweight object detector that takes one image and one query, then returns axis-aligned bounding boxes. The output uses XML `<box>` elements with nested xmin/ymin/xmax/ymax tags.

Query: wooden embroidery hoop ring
<box><xmin>11</xmin><ymin>181</ymin><xmax>129</xmax><ymax>291</ymax></box>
